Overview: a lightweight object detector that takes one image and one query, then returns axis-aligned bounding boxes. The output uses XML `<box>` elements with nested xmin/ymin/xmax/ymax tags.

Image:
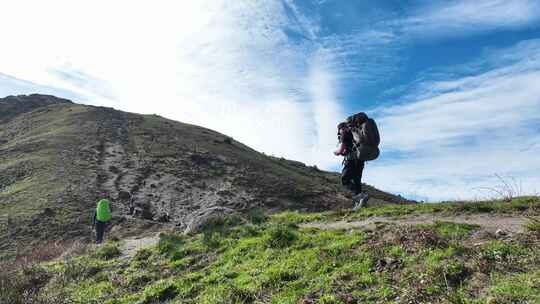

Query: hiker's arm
<box><xmin>334</xmin><ymin>142</ymin><xmax>346</xmax><ymax>156</ymax></box>
<box><xmin>335</xmin><ymin>128</ymin><xmax>347</xmax><ymax>156</ymax></box>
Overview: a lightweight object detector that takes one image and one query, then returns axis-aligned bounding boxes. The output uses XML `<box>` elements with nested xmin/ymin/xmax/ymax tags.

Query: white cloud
<box><xmin>403</xmin><ymin>0</ymin><xmax>540</xmax><ymax>38</ymax></box>
<box><xmin>0</xmin><ymin>73</ymin><xmax>88</xmax><ymax>102</ymax></box>
<box><xmin>0</xmin><ymin>0</ymin><xmax>349</xmax><ymax>168</ymax></box>
<box><xmin>369</xmin><ymin>39</ymin><xmax>540</xmax><ymax>201</ymax></box>
<box><xmin>3</xmin><ymin>1</ymin><xmax>539</xmax><ymax>202</ymax></box>
<box><xmin>0</xmin><ymin>1</ymin><xmax>410</xmax><ymax>170</ymax></box>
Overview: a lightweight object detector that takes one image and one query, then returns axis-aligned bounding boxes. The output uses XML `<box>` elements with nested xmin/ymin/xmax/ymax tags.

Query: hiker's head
<box><xmin>337</xmin><ymin>122</ymin><xmax>348</xmax><ymax>135</ymax></box>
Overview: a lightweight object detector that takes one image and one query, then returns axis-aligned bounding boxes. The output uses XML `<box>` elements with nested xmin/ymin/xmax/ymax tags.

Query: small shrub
<box><xmin>202</xmin><ymin>231</ymin><xmax>222</xmax><ymax>249</ymax></box>
<box><xmin>60</xmin><ymin>241</ymin><xmax>89</xmax><ymax>259</ymax></box>
<box><xmin>157</xmin><ymin>233</ymin><xmax>185</xmax><ymax>255</ymax></box>
<box><xmin>432</xmin><ymin>221</ymin><xmax>479</xmax><ymax>239</ymax></box>
<box><xmin>14</xmin><ymin>242</ymin><xmax>68</xmax><ymax>266</ymax></box>
<box><xmin>386</xmin><ymin>245</ymin><xmax>406</xmax><ymax>258</ymax></box>
<box><xmin>476</xmin><ymin>241</ymin><xmax>525</xmax><ymax>273</ymax></box>
<box><xmin>488</xmin><ymin>270</ymin><xmax>540</xmax><ymax>303</ymax></box>
<box><xmin>20</xmin><ymin>265</ymin><xmax>51</xmax><ymax>290</ymax></box>
<box><xmin>441</xmin><ymin>260</ymin><xmax>470</xmax><ymax>287</ymax></box>
<box><xmin>378</xmin><ymin>286</ymin><xmax>396</xmax><ymax>300</ymax></box>
<box><xmin>318</xmin><ymin>294</ymin><xmax>342</xmax><ymax>304</ymax></box>
<box><xmin>141</xmin><ymin>279</ymin><xmax>178</xmax><ymax>303</ymax></box>
<box><xmin>126</xmin><ymin>273</ymin><xmax>154</xmax><ymax>290</ymax></box>
<box><xmin>475</xmin><ymin>174</ymin><xmax>524</xmax><ymax>202</ymax></box>
<box><xmin>395</xmin><ymin>226</ymin><xmax>448</xmax><ymax>253</ymax></box>
<box><xmin>264</xmin><ymin>268</ymin><xmax>299</xmax><ymax>288</ymax></box>
<box><xmin>60</xmin><ymin>258</ymin><xmax>102</xmax><ymax>282</ymax></box>
<box><xmin>170</xmin><ymin>248</ymin><xmax>194</xmax><ymax>261</ymax></box>
<box><xmin>169</xmin><ymin>258</ymin><xmax>193</xmax><ymax>270</ymax></box>
<box><xmin>237</xmin><ymin>224</ymin><xmax>261</xmax><ymax>238</ymax></box>
<box><xmin>525</xmin><ymin>217</ymin><xmax>540</xmax><ymax>234</ymax></box>
<box><xmin>0</xmin><ymin>265</ymin><xmax>51</xmax><ymax>304</ymax></box>
<box><xmin>264</xmin><ymin>225</ymin><xmax>297</xmax><ymax>248</ymax></box>
<box><xmin>481</xmin><ymin>241</ymin><xmax>523</xmax><ymax>263</ymax></box>
<box><xmin>247</xmin><ymin>208</ymin><xmax>267</xmax><ymax>224</ymax></box>
<box><xmin>134</xmin><ymin>248</ymin><xmax>153</xmax><ymax>262</ymax></box>
<box><xmin>425</xmin><ymin>248</ymin><xmax>457</xmax><ymax>268</ymax></box>
<box><xmin>94</xmin><ymin>244</ymin><xmax>121</xmax><ymax>260</ymax></box>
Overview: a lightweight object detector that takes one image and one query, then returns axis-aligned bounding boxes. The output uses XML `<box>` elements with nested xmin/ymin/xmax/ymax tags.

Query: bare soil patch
<box><xmin>301</xmin><ymin>213</ymin><xmax>529</xmax><ymax>233</ymax></box>
<box><xmin>119</xmin><ymin>234</ymin><xmax>159</xmax><ymax>259</ymax></box>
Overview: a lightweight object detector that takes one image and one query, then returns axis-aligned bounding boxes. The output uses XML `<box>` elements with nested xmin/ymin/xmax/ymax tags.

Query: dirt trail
<box><xmin>301</xmin><ymin>213</ymin><xmax>530</xmax><ymax>233</ymax></box>
<box><xmin>119</xmin><ymin>234</ymin><xmax>160</xmax><ymax>259</ymax></box>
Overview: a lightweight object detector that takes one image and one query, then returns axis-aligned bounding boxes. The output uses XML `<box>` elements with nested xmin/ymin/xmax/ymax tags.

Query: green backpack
<box><xmin>96</xmin><ymin>199</ymin><xmax>112</xmax><ymax>222</ymax></box>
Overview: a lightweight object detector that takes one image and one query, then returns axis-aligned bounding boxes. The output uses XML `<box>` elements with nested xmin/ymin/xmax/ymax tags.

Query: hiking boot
<box><xmin>352</xmin><ymin>192</ymin><xmax>369</xmax><ymax>210</ymax></box>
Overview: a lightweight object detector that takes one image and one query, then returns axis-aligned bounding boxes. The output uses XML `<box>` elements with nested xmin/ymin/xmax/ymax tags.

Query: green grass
<box><xmin>430</xmin><ymin>221</ymin><xmax>480</xmax><ymax>239</ymax></box>
<box><xmin>525</xmin><ymin>217</ymin><xmax>540</xmax><ymax>233</ymax></box>
<box><xmin>93</xmin><ymin>243</ymin><xmax>121</xmax><ymax>260</ymax></box>
<box><xmin>4</xmin><ymin>199</ymin><xmax>540</xmax><ymax>304</ymax></box>
<box><xmin>488</xmin><ymin>270</ymin><xmax>540</xmax><ymax>303</ymax></box>
<box><xmin>0</xmin><ymin>177</ymin><xmax>34</xmax><ymax>196</ymax></box>
<box><xmin>270</xmin><ymin>196</ymin><xmax>540</xmax><ymax>225</ymax></box>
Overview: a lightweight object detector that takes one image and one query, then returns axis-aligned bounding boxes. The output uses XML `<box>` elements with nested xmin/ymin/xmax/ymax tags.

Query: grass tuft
<box><xmin>93</xmin><ymin>244</ymin><xmax>121</xmax><ymax>260</ymax></box>
<box><xmin>264</xmin><ymin>224</ymin><xmax>298</xmax><ymax>248</ymax></box>
<box><xmin>525</xmin><ymin>217</ymin><xmax>540</xmax><ymax>233</ymax></box>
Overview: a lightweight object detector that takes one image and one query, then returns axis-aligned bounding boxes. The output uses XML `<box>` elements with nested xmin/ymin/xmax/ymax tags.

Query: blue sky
<box><xmin>1</xmin><ymin>0</ymin><xmax>540</xmax><ymax>201</ymax></box>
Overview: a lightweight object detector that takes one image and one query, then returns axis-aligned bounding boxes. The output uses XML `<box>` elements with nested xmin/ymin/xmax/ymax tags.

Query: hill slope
<box><xmin>0</xmin><ymin>94</ymin><xmax>409</xmax><ymax>259</ymax></box>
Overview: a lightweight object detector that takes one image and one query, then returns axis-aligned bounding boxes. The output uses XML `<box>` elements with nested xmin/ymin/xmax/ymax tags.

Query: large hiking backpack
<box><xmin>346</xmin><ymin>112</ymin><xmax>380</xmax><ymax>161</ymax></box>
<box><xmin>96</xmin><ymin>199</ymin><xmax>112</xmax><ymax>222</ymax></box>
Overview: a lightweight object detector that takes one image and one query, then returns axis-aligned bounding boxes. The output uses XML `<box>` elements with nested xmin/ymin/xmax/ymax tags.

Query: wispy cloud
<box><xmin>0</xmin><ymin>73</ymin><xmax>88</xmax><ymax>102</ymax></box>
<box><xmin>403</xmin><ymin>0</ymin><xmax>540</xmax><ymax>38</ymax></box>
<box><xmin>317</xmin><ymin>29</ymin><xmax>406</xmax><ymax>85</ymax></box>
<box><xmin>48</xmin><ymin>66</ymin><xmax>116</xmax><ymax>100</ymax></box>
<box><xmin>0</xmin><ymin>1</ymin><xmax>406</xmax><ymax>169</ymax></box>
<box><xmin>370</xmin><ymin>39</ymin><xmax>540</xmax><ymax>201</ymax></box>
<box><xmin>2</xmin><ymin>1</ymin><xmax>538</xmax><ymax>202</ymax></box>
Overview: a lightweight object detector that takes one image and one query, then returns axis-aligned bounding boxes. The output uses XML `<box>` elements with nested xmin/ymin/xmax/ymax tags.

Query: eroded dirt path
<box><xmin>301</xmin><ymin>213</ymin><xmax>530</xmax><ymax>233</ymax></box>
<box><xmin>119</xmin><ymin>234</ymin><xmax>160</xmax><ymax>259</ymax></box>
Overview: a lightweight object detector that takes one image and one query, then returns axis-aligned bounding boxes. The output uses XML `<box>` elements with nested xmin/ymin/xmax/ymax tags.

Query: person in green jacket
<box><xmin>93</xmin><ymin>199</ymin><xmax>112</xmax><ymax>244</ymax></box>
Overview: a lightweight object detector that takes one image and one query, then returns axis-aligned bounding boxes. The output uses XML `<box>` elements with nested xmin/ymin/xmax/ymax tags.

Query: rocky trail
<box><xmin>301</xmin><ymin>213</ymin><xmax>531</xmax><ymax>234</ymax></box>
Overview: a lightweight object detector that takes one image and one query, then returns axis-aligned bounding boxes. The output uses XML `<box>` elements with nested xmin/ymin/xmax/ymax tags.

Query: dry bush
<box><xmin>0</xmin><ymin>264</ymin><xmax>51</xmax><ymax>304</ymax></box>
<box><xmin>0</xmin><ymin>241</ymin><xmax>83</xmax><ymax>304</ymax></box>
<box><xmin>475</xmin><ymin>174</ymin><xmax>524</xmax><ymax>202</ymax></box>
<box><xmin>393</xmin><ymin>226</ymin><xmax>448</xmax><ymax>253</ymax></box>
<box><xmin>14</xmin><ymin>241</ymin><xmax>70</xmax><ymax>266</ymax></box>
<box><xmin>59</xmin><ymin>240</ymin><xmax>89</xmax><ymax>260</ymax></box>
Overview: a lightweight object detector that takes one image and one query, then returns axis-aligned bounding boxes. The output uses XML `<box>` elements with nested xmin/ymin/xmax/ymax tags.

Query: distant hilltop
<box><xmin>0</xmin><ymin>94</ymin><xmax>72</xmax><ymax>124</ymax></box>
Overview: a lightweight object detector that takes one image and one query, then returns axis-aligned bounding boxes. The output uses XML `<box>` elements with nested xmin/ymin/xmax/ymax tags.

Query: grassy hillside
<box><xmin>2</xmin><ymin>197</ymin><xmax>539</xmax><ymax>304</ymax></box>
<box><xmin>0</xmin><ymin>94</ymin><xmax>409</xmax><ymax>260</ymax></box>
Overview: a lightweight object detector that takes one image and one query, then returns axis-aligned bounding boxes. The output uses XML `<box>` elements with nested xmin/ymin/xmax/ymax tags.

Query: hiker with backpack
<box><xmin>92</xmin><ymin>198</ymin><xmax>112</xmax><ymax>244</ymax></box>
<box><xmin>334</xmin><ymin>112</ymin><xmax>380</xmax><ymax>209</ymax></box>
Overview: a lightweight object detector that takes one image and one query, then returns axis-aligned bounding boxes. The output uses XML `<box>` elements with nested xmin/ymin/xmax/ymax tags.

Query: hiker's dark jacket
<box><xmin>338</xmin><ymin>128</ymin><xmax>364</xmax><ymax>195</ymax></box>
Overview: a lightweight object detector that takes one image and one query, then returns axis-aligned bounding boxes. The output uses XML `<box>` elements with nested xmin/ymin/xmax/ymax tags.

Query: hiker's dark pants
<box><xmin>342</xmin><ymin>158</ymin><xmax>365</xmax><ymax>195</ymax></box>
<box><xmin>95</xmin><ymin>221</ymin><xmax>106</xmax><ymax>244</ymax></box>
